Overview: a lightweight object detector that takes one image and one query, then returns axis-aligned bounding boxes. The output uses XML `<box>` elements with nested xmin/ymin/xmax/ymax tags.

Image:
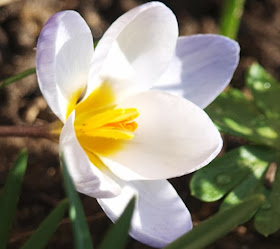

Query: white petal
<box><xmin>155</xmin><ymin>34</ymin><xmax>240</xmax><ymax>108</ymax></box>
<box><xmin>98</xmin><ymin>91</ymin><xmax>222</xmax><ymax>181</ymax></box>
<box><xmin>36</xmin><ymin>11</ymin><xmax>94</xmax><ymax>122</ymax></box>
<box><xmin>60</xmin><ymin>112</ymin><xmax>121</xmax><ymax>198</ymax></box>
<box><xmin>98</xmin><ymin>180</ymin><xmax>192</xmax><ymax>248</ymax></box>
<box><xmin>85</xmin><ymin>2</ymin><xmax>178</xmax><ymax>101</ymax></box>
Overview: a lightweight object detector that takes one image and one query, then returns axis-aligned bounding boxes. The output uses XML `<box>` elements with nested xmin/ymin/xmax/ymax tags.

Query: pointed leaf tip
<box><xmin>99</xmin><ymin>196</ymin><xmax>135</xmax><ymax>249</ymax></box>
<box><xmin>61</xmin><ymin>154</ymin><xmax>94</xmax><ymax>249</ymax></box>
<box><xmin>20</xmin><ymin>199</ymin><xmax>69</xmax><ymax>249</ymax></box>
<box><xmin>0</xmin><ymin>150</ymin><xmax>28</xmax><ymax>249</ymax></box>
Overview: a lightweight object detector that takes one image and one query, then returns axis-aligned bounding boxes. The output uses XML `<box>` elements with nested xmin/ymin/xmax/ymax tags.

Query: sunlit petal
<box><xmin>85</xmin><ymin>2</ymin><xmax>178</xmax><ymax>102</ymax></box>
<box><xmin>98</xmin><ymin>180</ymin><xmax>192</xmax><ymax>248</ymax></box>
<box><xmin>97</xmin><ymin>91</ymin><xmax>222</xmax><ymax>180</ymax></box>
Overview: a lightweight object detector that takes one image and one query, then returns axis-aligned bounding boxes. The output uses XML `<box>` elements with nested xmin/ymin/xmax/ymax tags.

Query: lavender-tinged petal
<box><xmin>36</xmin><ymin>11</ymin><xmax>93</xmax><ymax>122</ymax></box>
<box><xmin>155</xmin><ymin>34</ymin><xmax>240</xmax><ymax>109</ymax></box>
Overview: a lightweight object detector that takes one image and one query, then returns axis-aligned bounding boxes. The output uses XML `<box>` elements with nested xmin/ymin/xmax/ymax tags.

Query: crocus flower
<box><xmin>36</xmin><ymin>1</ymin><xmax>239</xmax><ymax>248</ymax></box>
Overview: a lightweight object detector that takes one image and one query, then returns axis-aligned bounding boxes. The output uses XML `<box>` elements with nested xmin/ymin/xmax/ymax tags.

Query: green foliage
<box><xmin>164</xmin><ymin>195</ymin><xmax>264</xmax><ymax>249</ymax></box>
<box><xmin>220</xmin><ymin>0</ymin><xmax>246</xmax><ymax>39</ymax></box>
<box><xmin>206</xmin><ymin>88</ymin><xmax>280</xmax><ymax>149</ymax></box>
<box><xmin>206</xmin><ymin>63</ymin><xmax>280</xmax><ymax>149</ymax></box>
<box><xmin>61</xmin><ymin>155</ymin><xmax>94</xmax><ymax>249</ymax></box>
<box><xmin>99</xmin><ymin>197</ymin><xmax>135</xmax><ymax>249</ymax></box>
<box><xmin>0</xmin><ymin>150</ymin><xmax>28</xmax><ymax>249</ymax></box>
<box><xmin>191</xmin><ymin>146</ymin><xmax>275</xmax><ymax>202</ymax></box>
<box><xmin>193</xmin><ymin>63</ymin><xmax>280</xmax><ymax>236</ymax></box>
<box><xmin>255</xmin><ymin>165</ymin><xmax>280</xmax><ymax>236</ymax></box>
<box><xmin>246</xmin><ymin>63</ymin><xmax>280</xmax><ymax>120</ymax></box>
<box><xmin>20</xmin><ymin>199</ymin><xmax>69</xmax><ymax>249</ymax></box>
<box><xmin>220</xmin><ymin>160</ymin><xmax>268</xmax><ymax>211</ymax></box>
<box><xmin>0</xmin><ymin>68</ymin><xmax>36</xmax><ymax>89</ymax></box>
<box><xmin>191</xmin><ymin>145</ymin><xmax>278</xmax><ymax>228</ymax></box>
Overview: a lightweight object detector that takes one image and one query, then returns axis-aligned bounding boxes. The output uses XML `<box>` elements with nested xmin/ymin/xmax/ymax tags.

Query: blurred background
<box><xmin>0</xmin><ymin>0</ymin><xmax>279</xmax><ymax>248</ymax></box>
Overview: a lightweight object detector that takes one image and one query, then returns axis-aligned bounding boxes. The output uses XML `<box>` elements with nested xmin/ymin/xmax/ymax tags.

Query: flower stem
<box><xmin>219</xmin><ymin>0</ymin><xmax>246</xmax><ymax>40</ymax></box>
<box><xmin>0</xmin><ymin>125</ymin><xmax>56</xmax><ymax>140</ymax></box>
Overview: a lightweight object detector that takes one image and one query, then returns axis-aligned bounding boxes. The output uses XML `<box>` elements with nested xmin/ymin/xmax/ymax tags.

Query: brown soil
<box><xmin>0</xmin><ymin>0</ymin><xmax>280</xmax><ymax>248</ymax></box>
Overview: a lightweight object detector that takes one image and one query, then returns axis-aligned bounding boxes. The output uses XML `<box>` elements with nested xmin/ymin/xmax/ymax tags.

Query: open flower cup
<box><xmin>36</xmin><ymin>2</ymin><xmax>239</xmax><ymax>247</ymax></box>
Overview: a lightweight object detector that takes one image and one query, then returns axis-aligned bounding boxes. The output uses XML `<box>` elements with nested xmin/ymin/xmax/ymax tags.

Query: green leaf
<box><xmin>0</xmin><ymin>150</ymin><xmax>28</xmax><ymax>249</ymax></box>
<box><xmin>219</xmin><ymin>147</ymin><xmax>277</xmax><ymax>211</ymax></box>
<box><xmin>220</xmin><ymin>162</ymin><xmax>268</xmax><ymax>211</ymax></box>
<box><xmin>206</xmin><ymin>88</ymin><xmax>280</xmax><ymax>148</ymax></box>
<box><xmin>164</xmin><ymin>195</ymin><xmax>264</xmax><ymax>249</ymax></box>
<box><xmin>61</xmin><ymin>155</ymin><xmax>94</xmax><ymax>249</ymax></box>
<box><xmin>99</xmin><ymin>197</ymin><xmax>135</xmax><ymax>249</ymax></box>
<box><xmin>246</xmin><ymin>63</ymin><xmax>280</xmax><ymax>120</ymax></box>
<box><xmin>20</xmin><ymin>199</ymin><xmax>69</xmax><ymax>249</ymax></box>
<box><xmin>219</xmin><ymin>0</ymin><xmax>246</xmax><ymax>39</ymax></box>
<box><xmin>0</xmin><ymin>68</ymin><xmax>36</xmax><ymax>89</ymax></box>
<box><xmin>255</xmin><ymin>162</ymin><xmax>280</xmax><ymax>236</ymax></box>
<box><xmin>190</xmin><ymin>146</ymin><xmax>271</xmax><ymax>201</ymax></box>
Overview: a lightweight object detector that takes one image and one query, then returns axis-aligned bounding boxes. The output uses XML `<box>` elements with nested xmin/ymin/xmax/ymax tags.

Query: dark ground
<box><xmin>0</xmin><ymin>0</ymin><xmax>280</xmax><ymax>248</ymax></box>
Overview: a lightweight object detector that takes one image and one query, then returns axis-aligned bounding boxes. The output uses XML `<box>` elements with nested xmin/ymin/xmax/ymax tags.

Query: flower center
<box><xmin>75</xmin><ymin>108</ymin><xmax>139</xmax><ymax>140</ymax></box>
<box><xmin>70</xmin><ymin>82</ymin><xmax>139</xmax><ymax>163</ymax></box>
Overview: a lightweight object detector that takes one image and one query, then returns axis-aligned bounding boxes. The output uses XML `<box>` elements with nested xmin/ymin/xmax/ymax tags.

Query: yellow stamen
<box><xmin>82</xmin><ymin>127</ymin><xmax>135</xmax><ymax>140</ymax></box>
<box><xmin>75</xmin><ymin>108</ymin><xmax>139</xmax><ymax>141</ymax></box>
<box><xmin>66</xmin><ymin>81</ymin><xmax>139</xmax><ymax>163</ymax></box>
<box><xmin>75</xmin><ymin>108</ymin><xmax>139</xmax><ymax>132</ymax></box>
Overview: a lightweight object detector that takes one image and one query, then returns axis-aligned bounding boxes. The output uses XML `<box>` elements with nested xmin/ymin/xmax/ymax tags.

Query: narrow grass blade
<box><xmin>0</xmin><ymin>150</ymin><xmax>28</xmax><ymax>249</ymax></box>
<box><xmin>164</xmin><ymin>195</ymin><xmax>264</xmax><ymax>249</ymax></box>
<box><xmin>61</xmin><ymin>155</ymin><xmax>94</xmax><ymax>249</ymax></box>
<box><xmin>20</xmin><ymin>199</ymin><xmax>68</xmax><ymax>249</ymax></box>
<box><xmin>0</xmin><ymin>68</ymin><xmax>36</xmax><ymax>89</ymax></box>
<box><xmin>220</xmin><ymin>0</ymin><xmax>246</xmax><ymax>39</ymax></box>
<box><xmin>99</xmin><ymin>197</ymin><xmax>135</xmax><ymax>249</ymax></box>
